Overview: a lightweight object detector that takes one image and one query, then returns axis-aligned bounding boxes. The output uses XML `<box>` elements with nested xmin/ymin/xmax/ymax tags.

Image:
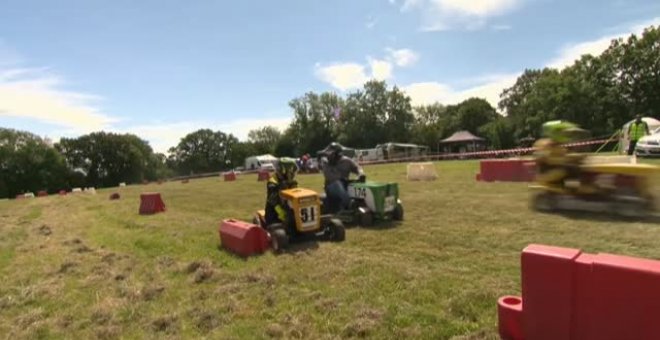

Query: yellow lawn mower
<box><xmin>254</xmin><ymin>187</ymin><xmax>345</xmax><ymax>251</ymax></box>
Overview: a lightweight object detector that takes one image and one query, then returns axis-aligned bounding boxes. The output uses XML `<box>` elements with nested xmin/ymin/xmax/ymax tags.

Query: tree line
<box><xmin>1</xmin><ymin>26</ymin><xmax>658</xmax><ymax>198</ymax></box>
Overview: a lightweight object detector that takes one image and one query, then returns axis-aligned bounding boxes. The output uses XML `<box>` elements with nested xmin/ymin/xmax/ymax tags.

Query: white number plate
<box><xmin>384</xmin><ymin>196</ymin><xmax>396</xmax><ymax>212</ymax></box>
<box><xmin>299</xmin><ymin>205</ymin><xmax>317</xmax><ymax>229</ymax></box>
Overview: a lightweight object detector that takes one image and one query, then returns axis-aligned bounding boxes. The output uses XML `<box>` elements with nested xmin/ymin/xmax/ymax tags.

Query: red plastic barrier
<box><xmin>477</xmin><ymin>159</ymin><xmax>535</xmax><ymax>182</ymax></box>
<box><xmin>37</xmin><ymin>190</ymin><xmax>48</xmax><ymax>197</ymax></box>
<box><xmin>224</xmin><ymin>172</ymin><xmax>236</xmax><ymax>182</ymax></box>
<box><xmin>498</xmin><ymin>296</ymin><xmax>524</xmax><ymax>340</ymax></box>
<box><xmin>498</xmin><ymin>244</ymin><xmax>660</xmax><ymax>340</ymax></box>
<box><xmin>109</xmin><ymin>192</ymin><xmax>120</xmax><ymax>200</ymax></box>
<box><xmin>15</xmin><ymin>194</ymin><xmax>25</xmax><ymax>200</ymax></box>
<box><xmin>219</xmin><ymin>219</ymin><xmax>270</xmax><ymax>257</ymax></box>
<box><xmin>257</xmin><ymin>171</ymin><xmax>270</xmax><ymax>181</ymax></box>
<box><xmin>139</xmin><ymin>193</ymin><xmax>166</xmax><ymax>215</ymax></box>
<box><xmin>58</xmin><ymin>190</ymin><xmax>67</xmax><ymax>196</ymax></box>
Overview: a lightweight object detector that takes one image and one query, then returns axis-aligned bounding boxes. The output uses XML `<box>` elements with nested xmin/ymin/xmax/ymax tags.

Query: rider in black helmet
<box><xmin>321</xmin><ymin>142</ymin><xmax>365</xmax><ymax>213</ymax></box>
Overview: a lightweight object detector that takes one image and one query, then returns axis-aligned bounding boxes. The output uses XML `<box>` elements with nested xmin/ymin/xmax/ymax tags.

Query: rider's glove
<box><xmin>274</xmin><ymin>205</ymin><xmax>287</xmax><ymax>222</ymax></box>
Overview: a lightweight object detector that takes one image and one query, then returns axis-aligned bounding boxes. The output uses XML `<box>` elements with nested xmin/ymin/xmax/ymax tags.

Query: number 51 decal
<box><xmin>300</xmin><ymin>206</ymin><xmax>317</xmax><ymax>223</ymax></box>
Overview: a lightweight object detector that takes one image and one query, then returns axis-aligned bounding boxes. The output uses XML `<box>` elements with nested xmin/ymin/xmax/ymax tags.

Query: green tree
<box><xmin>167</xmin><ymin>129</ymin><xmax>237</xmax><ymax>175</ymax></box>
<box><xmin>338</xmin><ymin>80</ymin><xmax>415</xmax><ymax>148</ymax></box>
<box><xmin>57</xmin><ymin>132</ymin><xmax>163</xmax><ymax>187</ymax></box>
<box><xmin>287</xmin><ymin>91</ymin><xmax>342</xmax><ymax>154</ymax></box>
<box><xmin>247</xmin><ymin>126</ymin><xmax>282</xmax><ymax>155</ymax></box>
<box><xmin>0</xmin><ymin>128</ymin><xmax>69</xmax><ymax>198</ymax></box>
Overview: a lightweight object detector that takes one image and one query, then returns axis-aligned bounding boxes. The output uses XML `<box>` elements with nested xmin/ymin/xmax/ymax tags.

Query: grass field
<box><xmin>1</xmin><ymin>160</ymin><xmax>660</xmax><ymax>339</ymax></box>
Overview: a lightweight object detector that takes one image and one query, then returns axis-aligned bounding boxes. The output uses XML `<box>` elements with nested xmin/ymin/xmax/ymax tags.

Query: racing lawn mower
<box><xmin>254</xmin><ymin>187</ymin><xmax>345</xmax><ymax>252</ymax></box>
<box><xmin>531</xmin><ymin>163</ymin><xmax>659</xmax><ymax>218</ymax></box>
<box><xmin>325</xmin><ymin>178</ymin><xmax>404</xmax><ymax>226</ymax></box>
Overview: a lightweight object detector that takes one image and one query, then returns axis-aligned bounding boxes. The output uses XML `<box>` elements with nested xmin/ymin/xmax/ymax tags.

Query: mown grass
<box><xmin>1</xmin><ymin>159</ymin><xmax>659</xmax><ymax>339</ymax></box>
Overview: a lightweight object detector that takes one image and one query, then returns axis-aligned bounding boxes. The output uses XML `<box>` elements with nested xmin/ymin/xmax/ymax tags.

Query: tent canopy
<box><xmin>440</xmin><ymin>131</ymin><xmax>485</xmax><ymax>144</ymax></box>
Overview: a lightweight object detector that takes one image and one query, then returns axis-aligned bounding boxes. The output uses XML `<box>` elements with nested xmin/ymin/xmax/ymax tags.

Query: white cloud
<box><xmin>314</xmin><ymin>63</ymin><xmax>369</xmax><ymax>91</ymax></box>
<box><xmin>547</xmin><ymin>16</ymin><xmax>660</xmax><ymax>69</ymax></box>
<box><xmin>402</xmin><ymin>0</ymin><xmax>522</xmax><ymax>31</ymax></box>
<box><xmin>387</xmin><ymin>48</ymin><xmax>419</xmax><ymax>67</ymax></box>
<box><xmin>402</xmin><ymin>17</ymin><xmax>660</xmax><ymax>108</ymax></box>
<box><xmin>118</xmin><ymin>117</ymin><xmax>292</xmax><ymax>153</ymax></box>
<box><xmin>368</xmin><ymin>58</ymin><xmax>393</xmax><ymax>80</ymax></box>
<box><xmin>0</xmin><ymin>67</ymin><xmax>116</xmax><ymax>132</ymax></box>
<box><xmin>402</xmin><ymin>74</ymin><xmax>518</xmax><ymax>107</ymax></box>
<box><xmin>315</xmin><ymin>58</ymin><xmax>394</xmax><ymax>90</ymax></box>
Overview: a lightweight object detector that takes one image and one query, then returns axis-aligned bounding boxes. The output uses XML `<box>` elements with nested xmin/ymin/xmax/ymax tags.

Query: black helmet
<box><xmin>326</xmin><ymin>142</ymin><xmax>343</xmax><ymax>156</ymax></box>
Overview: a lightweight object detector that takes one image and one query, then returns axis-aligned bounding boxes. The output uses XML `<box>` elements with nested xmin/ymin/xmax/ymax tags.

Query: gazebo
<box><xmin>439</xmin><ymin>131</ymin><xmax>487</xmax><ymax>153</ymax></box>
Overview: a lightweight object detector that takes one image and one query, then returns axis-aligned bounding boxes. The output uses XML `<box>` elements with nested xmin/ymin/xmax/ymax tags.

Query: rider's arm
<box><xmin>266</xmin><ymin>182</ymin><xmax>281</xmax><ymax>207</ymax></box>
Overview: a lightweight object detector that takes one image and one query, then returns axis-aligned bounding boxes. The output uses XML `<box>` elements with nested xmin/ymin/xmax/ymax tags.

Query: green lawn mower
<box><xmin>336</xmin><ymin>180</ymin><xmax>404</xmax><ymax>226</ymax></box>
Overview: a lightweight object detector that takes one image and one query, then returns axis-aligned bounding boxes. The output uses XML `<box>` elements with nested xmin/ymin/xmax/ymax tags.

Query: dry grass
<box><xmin>1</xmin><ymin>159</ymin><xmax>659</xmax><ymax>339</ymax></box>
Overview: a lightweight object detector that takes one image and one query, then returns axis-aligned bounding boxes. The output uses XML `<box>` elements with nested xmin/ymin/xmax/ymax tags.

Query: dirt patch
<box><xmin>57</xmin><ymin>261</ymin><xmax>78</xmax><ymax>274</ymax></box>
<box><xmin>57</xmin><ymin>315</ymin><xmax>74</xmax><ymax>329</ymax></box>
<box><xmin>158</xmin><ymin>256</ymin><xmax>175</xmax><ymax>267</ymax></box>
<box><xmin>243</xmin><ymin>273</ymin><xmax>276</xmax><ymax>286</ymax></box>
<box><xmin>73</xmin><ymin>244</ymin><xmax>93</xmax><ymax>253</ymax></box>
<box><xmin>17</xmin><ymin>308</ymin><xmax>45</xmax><ymax>328</ymax></box>
<box><xmin>151</xmin><ymin>315</ymin><xmax>179</xmax><ymax>334</ymax></box>
<box><xmin>37</xmin><ymin>224</ymin><xmax>52</xmax><ymax>236</ymax></box>
<box><xmin>265</xmin><ymin>323</ymin><xmax>285</xmax><ymax>338</ymax></box>
<box><xmin>63</xmin><ymin>238</ymin><xmax>82</xmax><ymax>246</ymax></box>
<box><xmin>91</xmin><ymin>309</ymin><xmax>113</xmax><ymax>325</ymax></box>
<box><xmin>342</xmin><ymin>308</ymin><xmax>385</xmax><ymax>338</ymax></box>
<box><xmin>96</xmin><ymin>326</ymin><xmax>121</xmax><ymax>340</ymax></box>
<box><xmin>101</xmin><ymin>252</ymin><xmax>117</xmax><ymax>264</ymax></box>
<box><xmin>314</xmin><ymin>298</ymin><xmax>339</xmax><ymax>313</ymax></box>
<box><xmin>193</xmin><ymin>267</ymin><xmax>214</xmax><ymax>283</ymax></box>
<box><xmin>189</xmin><ymin>309</ymin><xmax>222</xmax><ymax>333</ymax></box>
<box><xmin>142</xmin><ymin>285</ymin><xmax>165</xmax><ymax>301</ymax></box>
<box><xmin>114</xmin><ymin>273</ymin><xmax>127</xmax><ymax>281</ymax></box>
<box><xmin>184</xmin><ymin>261</ymin><xmax>203</xmax><ymax>273</ymax></box>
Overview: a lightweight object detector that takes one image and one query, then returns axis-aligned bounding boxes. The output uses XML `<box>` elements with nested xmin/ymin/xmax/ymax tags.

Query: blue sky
<box><xmin>1</xmin><ymin>0</ymin><xmax>659</xmax><ymax>152</ymax></box>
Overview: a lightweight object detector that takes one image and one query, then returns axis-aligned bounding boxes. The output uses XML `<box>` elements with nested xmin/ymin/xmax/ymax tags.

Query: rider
<box><xmin>627</xmin><ymin>114</ymin><xmax>650</xmax><ymax>155</ymax></box>
<box><xmin>534</xmin><ymin>120</ymin><xmax>586</xmax><ymax>190</ymax></box>
<box><xmin>264</xmin><ymin>157</ymin><xmax>298</xmax><ymax>225</ymax></box>
<box><xmin>321</xmin><ymin>142</ymin><xmax>365</xmax><ymax>213</ymax></box>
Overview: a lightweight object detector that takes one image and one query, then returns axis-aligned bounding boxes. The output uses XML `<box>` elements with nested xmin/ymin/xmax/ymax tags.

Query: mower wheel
<box><xmin>616</xmin><ymin>200</ymin><xmax>648</xmax><ymax>218</ymax></box>
<box><xmin>326</xmin><ymin>219</ymin><xmax>345</xmax><ymax>242</ymax></box>
<box><xmin>269</xmin><ymin>228</ymin><xmax>289</xmax><ymax>252</ymax></box>
<box><xmin>392</xmin><ymin>203</ymin><xmax>404</xmax><ymax>221</ymax></box>
<box><xmin>358</xmin><ymin>210</ymin><xmax>374</xmax><ymax>226</ymax></box>
<box><xmin>532</xmin><ymin>193</ymin><xmax>556</xmax><ymax>212</ymax></box>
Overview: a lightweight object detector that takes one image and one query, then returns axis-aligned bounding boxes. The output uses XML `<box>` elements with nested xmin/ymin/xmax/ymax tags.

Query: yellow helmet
<box><xmin>276</xmin><ymin>157</ymin><xmax>298</xmax><ymax>182</ymax></box>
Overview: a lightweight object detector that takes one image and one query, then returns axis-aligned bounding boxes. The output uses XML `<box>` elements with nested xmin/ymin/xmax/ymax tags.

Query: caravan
<box><xmin>244</xmin><ymin>154</ymin><xmax>278</xmax><ymax>171</ymax></box>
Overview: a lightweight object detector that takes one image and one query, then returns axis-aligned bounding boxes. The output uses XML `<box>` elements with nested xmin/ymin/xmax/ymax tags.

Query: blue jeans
<box><xmin>325</xmin><ymin>180</ymin><xmax>350</xmax><ymax>213</ymax></box>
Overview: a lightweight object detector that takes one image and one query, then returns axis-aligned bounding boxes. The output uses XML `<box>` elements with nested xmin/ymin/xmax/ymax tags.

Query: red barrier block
<box><xmin>478</xmin><ymin>159</ymin><xmax>535</xmax><ymax>182</ymax></box>
<box><xmin>498</xmin><ymin>296</ymin><xmax>524</xmax><ymax>340</ymax></box>
<box><xmin>109</xmin><ymin>192</ymin><xmax>120</xmax><ymax>200</ymax></box>
<box><xmin>219</xmin><ymin>219</ymin><xmax>270</xmax><ymax>257</ymax></box>
<box><xmin>58</xmin><ymin>190</ymin><xmax>67</xmax><ymax>196</ymax></box>
<box><xmin>498</xmin><ymin>244</ymin><xmax>660</xmax><ymax>340</ymax></box>
<box><xmin>37</xmin><ymin>190</ymin><xmax>48</xmax><ymax>197</ymax></box>
<box><xmin>139</xmin><ymin>193</ymin><xmax>166</xmax><ymax>215</ymax></box>
<box><xmin>224</xmin><ymin>172</ymin><xmax>236</xmax><ymax>182</ymax></box>
<box><xmin>15</xmin><ymin>194</ymin><xmax>25</xmax><ymax>200</ymax></box>
<box><xmin>521</xmin><ymin>245</ymin><xmax>581</xmax><ymax>340</ymax></box>
<box><xmin>257</xmin><ymin>171</ymin><xmax>270</xmax><ymax>181</ymax></box>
